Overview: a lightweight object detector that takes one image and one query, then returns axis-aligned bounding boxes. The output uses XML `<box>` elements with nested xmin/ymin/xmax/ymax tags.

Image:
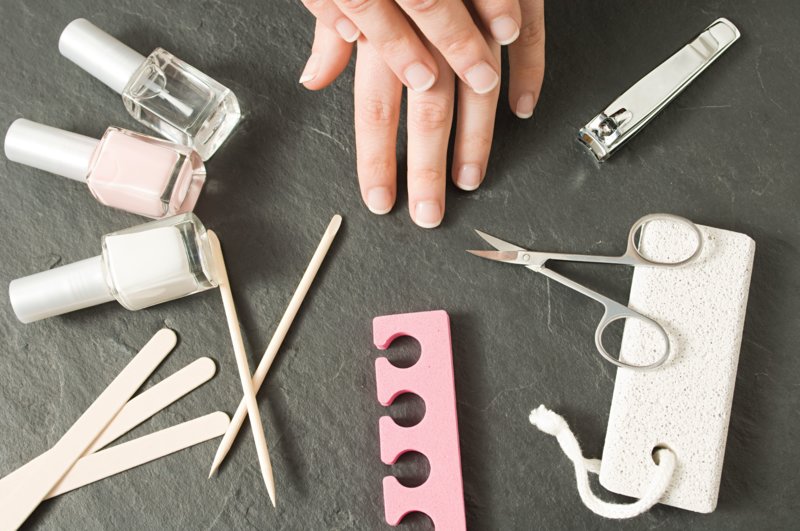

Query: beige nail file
<box><xmin>0</xmin><ymin>329</ymin><xmax>176</xmax><ymax>530</ymax></box>
<box><xmin>86</xmin><ymin>357</ymin><xmax>217</xmax><ymax>454</ymax></box>
<box><xmin>46</xmin><ymin>411</ymin><xmax>230</xmax><ymax>499</ymax></box>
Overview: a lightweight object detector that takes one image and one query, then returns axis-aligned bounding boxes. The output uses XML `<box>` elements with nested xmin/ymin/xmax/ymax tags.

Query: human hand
<box><xmin>300</xmin><ymin>2</ymin><xmax>545</xmax><ymax>227</ymax></box>
<box><xmin>301</xmin><ymin>0</ymin><xmax>542</xmax><ymax>103</ymax></box>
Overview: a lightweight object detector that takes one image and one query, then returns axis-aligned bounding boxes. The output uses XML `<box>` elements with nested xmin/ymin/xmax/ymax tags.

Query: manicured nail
<box><xmin>455</xmin><ymin>164</ymin><xmax>482</xmax><ymax>191</ymax></box>
<box><xmin>414</xmin><ymin>201</ymin><xmax>442</xmax><ymax>229</ymax></box>
<box><xmin>464</xmin><ymin>62</ymin><xmax>500</xmax><ymax>94</ymax></box>
<box><xmin>298</xmin><ymin>54</ymin><xmax>321</xmax><ymax>84</ymax></box>
<box><xmin>366</xmin><ymin>187</ymin><xmax>393</xmax><ymax>215</ymax></box>
<box><xmin>335</xmin><ymin>18</ymin><xmax>360</xmax><ymax>43</ymax></box>
<box><xmin>490</xmin><ymin>16</ymin><xmax>520</xmax><ymax>45</ymax></box>
<box><xmin>515</xmin><ymin>93</ymin><xmax>535</xmax><ymax>119</ymax></box>
<box><xmin>404</xmin><ymin>63</ymin><xmax>436</xmax><ymax>92</ymax></box>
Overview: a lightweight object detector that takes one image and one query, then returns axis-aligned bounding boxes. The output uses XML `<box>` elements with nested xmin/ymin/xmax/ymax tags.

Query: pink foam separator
<box><xmin>373</xmin><ymin>310</ymin><xmax>466</xmax><ymax>530</ymax></box>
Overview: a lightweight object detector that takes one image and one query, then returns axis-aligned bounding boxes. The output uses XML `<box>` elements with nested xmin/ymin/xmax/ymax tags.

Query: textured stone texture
<box><xmin>601</xmin><ymin>223</ymin><xmax>755</xmax><ymax>513</ymax></box>
<box><xmin>0</xmin><ymin>1</ymin><xmax>798</xmax><ymax>529</ymax></box>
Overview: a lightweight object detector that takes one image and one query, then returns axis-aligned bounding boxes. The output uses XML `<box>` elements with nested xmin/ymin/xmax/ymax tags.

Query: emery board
<box><xmin>599</xmin><ymin>221</ymin><xmax>755</xmax><ymax>512</ymax></box>
<box><xmin>47</xmin><ymin>412</ymin><xmax>230</xmax><ymax>499</ymax></box>
<box><xmin>86</xmin><ymin>357</ymin><xmax>216</xmax><ymax>454</ymax></box>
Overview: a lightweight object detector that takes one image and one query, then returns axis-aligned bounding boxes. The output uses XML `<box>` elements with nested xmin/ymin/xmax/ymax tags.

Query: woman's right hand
<box><xmin>300</xmin><ymin>0</ymin><xmax>545</xmax><ymax>116</ymax></box>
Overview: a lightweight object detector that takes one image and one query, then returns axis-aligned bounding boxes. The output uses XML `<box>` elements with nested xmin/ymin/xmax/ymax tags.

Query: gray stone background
<box><xmin>1</xmin><ymin>0</ymin><xmax>798</xmax><ymax>529</ymax></box>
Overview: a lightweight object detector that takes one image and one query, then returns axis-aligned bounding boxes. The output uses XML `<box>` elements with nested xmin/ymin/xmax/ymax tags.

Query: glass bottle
<box><xmin>4</xmin><ymin>119</ymin><xmax>205</xmax><ymax>219</ymax></box>
<box><xmin>59</xmin><ymin>18</ymin><xmax>241</xmax><ymax>160</ymax></box>
<box><xmin>9</xmin><ymin>213</ymin><xmax>217</xmax><ymax>323</ymax></box>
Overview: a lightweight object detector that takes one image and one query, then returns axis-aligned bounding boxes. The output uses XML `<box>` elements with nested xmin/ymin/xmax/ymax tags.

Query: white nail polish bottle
<box><xmin>59</xmin><ymin>18</ymin><xmax>241</xmax><ymax>160</ymax></box>
<box><xmin>9</xmin><ymin>213</ymin><xmax>217</xmax><ymax>323</ymax></box>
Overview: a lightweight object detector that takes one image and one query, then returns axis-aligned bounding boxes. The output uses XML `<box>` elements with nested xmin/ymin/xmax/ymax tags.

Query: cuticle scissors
<box><xmin>468</xmin><ymin>214</ymin><xmax>703</xmax><ymax>371</ymax></box>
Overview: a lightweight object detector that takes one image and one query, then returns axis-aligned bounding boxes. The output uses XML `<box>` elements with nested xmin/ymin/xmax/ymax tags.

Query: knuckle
<box><xmin>409</xmin><ymin>100</ymin><xmax>451</xmax><ymax>132</ymax></box>
<box><xmin>377</xmin><ymin>33</ymin><xmax>412</xmax><ymax>59</ymax></box>
<box><xmin>517</xmin><ymin>19</ymin><xmax>545</xmax><ymax>49</ymax></box>
<box><xmin>359</xmin><ymin>156</ymin><xmax>395</xmax><ymax>180</ymax></box>
<box><xmin>338</xmin><ymin>0</ymin><xmax>373</xmax><ymax>14</ymax></box>
<box><xmin>398</xmin><ymin>0</ymin><xmax>442</xmax><ymax>14</ymax></box>
<box><xmin>511</xmin><ymin>64</ymin><xmax>545</xmax><ymax>89</ymax></box>
<box><xmin>462</xmin><ymin>133</ymin><xmax>493</xmax><ymax>154</ymax></box>
<box><xmin>439</xmin><ymin>27</ymin><xmax>479</xmax><ymax>59</ymax></box>
<box><xmin>411</xmin><ymin>167</ymin><xmax>445</xmax><ymax>185</ymax></box>
<box><xmin>301</xmin><ymin>0</ymin><xmax>326</xmax><ymax>10</ymax></box>
<box><xmin>357</xmin><ymin>95</ymin><xmax>399</xmax><ymax>127</ymax></box>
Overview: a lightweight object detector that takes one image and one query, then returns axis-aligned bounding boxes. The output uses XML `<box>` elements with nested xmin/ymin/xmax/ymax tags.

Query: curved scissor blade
<box><xmin>474</xmin><ymin>229</ymin><xmax>526</xmax><ymax>252</ymax></box>
<box><xmin>467</xmin><ymin>249</ymin><xmax>546</xmax><ymax>267</ymax></box>
<box><xmin>466</xmin><ymin>249</ymin><xmax>523</xmax><ymax>264</ymax></box>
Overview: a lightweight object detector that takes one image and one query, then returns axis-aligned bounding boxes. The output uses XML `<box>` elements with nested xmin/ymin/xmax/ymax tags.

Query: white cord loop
<box><xmin>529</xmin><ymin>405</ymin><xmax>676</xmax><ymax>519</ymax></box>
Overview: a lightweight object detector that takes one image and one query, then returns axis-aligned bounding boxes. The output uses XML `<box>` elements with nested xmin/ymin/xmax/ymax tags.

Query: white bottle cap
<box><xmin>59</xmin><ymin>18</ymin><xmax>146</xmax><ymax>94</ymax></box>
<box><xmin>9</xmin><ymin>256</ymin><xmax>114</xmax><ymax>323</ymax></box>
<box><xmin>4</xmin><ymin>119</ymin><xmax>99</xmax><ymax>182</ymax></box>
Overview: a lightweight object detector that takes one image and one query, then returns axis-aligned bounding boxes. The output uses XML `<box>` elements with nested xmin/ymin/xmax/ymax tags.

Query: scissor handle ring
<box><xmin>594</xmin><ymin>309</ymin><xmax>670</xmax><ymax>371</ymax></box>
<box><xmin>625</xmin><ymin>213</ymin><xmax>703</xmax><ymax>268</ymax></box>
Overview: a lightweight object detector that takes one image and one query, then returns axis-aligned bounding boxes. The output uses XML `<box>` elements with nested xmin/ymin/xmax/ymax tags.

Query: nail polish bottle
<box><xmin>5</xmin><ymin>119</ymin><xmax>206</xmax><ymax>219</ymax></box>
<box><xmin>59</xmin><ymin>18</ymin><xmax>241</xmax><ymax>160</ymax></box>
<box><xmin>9</xmin><ymin>213</ymin><xmax>217</xmax><ymax>323</ymax></box>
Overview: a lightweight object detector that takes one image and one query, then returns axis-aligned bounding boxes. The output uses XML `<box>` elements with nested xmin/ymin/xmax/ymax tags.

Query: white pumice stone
<box><xmin>599</xmin><ymin>221</ymin><xmax>755</xmax><ymax>513</ymax></box>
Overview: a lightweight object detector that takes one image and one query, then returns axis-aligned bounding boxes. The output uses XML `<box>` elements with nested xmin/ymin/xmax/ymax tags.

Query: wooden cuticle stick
<box><xmin>207</xmin><ymin>230</ymin><xmax>277</xmax><ymax>507</ymax></box>
<box><xmin>208</xmin><ymin>214</ymin><xmax>342</xmax><ymax>477</ymax></box>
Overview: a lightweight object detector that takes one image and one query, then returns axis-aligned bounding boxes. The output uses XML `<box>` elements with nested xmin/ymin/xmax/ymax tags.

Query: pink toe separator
<box><xmin>373</xmin><ymin>310</ymin><xmax>466</xmax><ymax>530</ymax></box>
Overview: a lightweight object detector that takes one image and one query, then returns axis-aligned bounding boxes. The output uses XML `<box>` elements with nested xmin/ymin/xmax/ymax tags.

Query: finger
<box><xmin>354</xmin><ymin>39</ymin><xmax>403</xmax><ymax>215</ymax></box>
<box><xmin>334</xmin><ymin>0</ymin><xmax>440</xmax><ymax>92</ymax></box>
<box><xmin>406</xmin><ymin>45</ymin><xmax>455</xmax><ymax>228</ymax></box>
<box><xmin>300</xmin><ymin>20</ymin><xmax>355</xmax><ymax>90</ymax></box>
<box><xmin>507</xmin><ymin>0</ymin><xmax>545</xmax><ymax>118</ymax></box>
<box><xmin>395</xmin><ymin>0</ymin><xmax>501</xmax><ymax>94</ymax></box>
<box><xmin>300</xmin><ymin>0</ymin><xmax>361</xmax><ymax>42</ymax></box>
<box><xmin>452</xmin><ymin>40</ymin><xmax>501</xmax><ymax>191</ymax></box>
<box><xmin>470</xmin><ymin>0</ymin><xmax>522</xmax><ymax>45</ymax></box>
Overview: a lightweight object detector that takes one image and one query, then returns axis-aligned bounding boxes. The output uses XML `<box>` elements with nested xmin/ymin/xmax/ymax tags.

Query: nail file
<box><xmin>373</xmin><ymin>310</ymin><xmax>467</xmax><ymax>530</ymax></box>
<box><xmin>86</xmin><ymin>357</ymin><xmax>216</xmax><ymax>454</ymax></box>
<box><xmin>0</xmin><ymin>329</ymin><xmax>176</xmax><ymax>529</ymax></box>
<box><xmin>599</xmin><ymin>223</ymin><xmax>755</xmax><ymax>512</ymax></box>
<box><xmin>47</xmin><ymin>411</ymin><xmax>230</xmax><ymax>499</ymax></box>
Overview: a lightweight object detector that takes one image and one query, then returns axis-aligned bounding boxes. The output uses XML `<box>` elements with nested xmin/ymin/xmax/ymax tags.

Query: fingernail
<box><xmin>455</xmin><ymin>164</ymin><xmax>482</xmax><ymax>191</ymax></box>
<box><xmin>515</xmin><ymin>93</ymin><xmax>535</xmax><ymax>119</ymax></box>
<box><xmin>414</xmin><ymin>201</ymin><xmax>442</xmax><ymax>229</ymax></box>
<box><xmin>366</xmin><ymin>187</ymin><xmax>393</xmax><ymax>215</ymax></box>
<box><xmin>335</xmin><ymin>18</ymin><xmax>360</xmax><ymax>43</ymax></box>
<box><xmin>404</xmin><ymin>63</ymin><xmax>436</xmax><ymax>92</ymax></box>
<box><xmin>465</xmin><ymin>62</ymin><xmax>500</xmax><ymax>94</ymax></box>
<box><xmin>298</xmin><ymin>54</ymin><xmax>321</xmax><ymax>84</ymax></box>
<box><xmin>490</xmin><ymin>16</ymin><xmax>520</xmax><ymax>45</ymax></box>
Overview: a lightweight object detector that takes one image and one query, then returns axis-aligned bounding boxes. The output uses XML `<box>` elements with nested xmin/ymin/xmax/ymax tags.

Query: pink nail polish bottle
<box><xmin>4</xmin><ymin>118</ymin><xmax>206</xmax><ymax>219</ymax></box>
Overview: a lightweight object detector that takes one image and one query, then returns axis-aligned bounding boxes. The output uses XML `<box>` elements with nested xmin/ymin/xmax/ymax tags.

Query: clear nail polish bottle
<box><xmin>59</xmin><ymin>18</ymin><xmax>241</xmax><ymax>160</ymax></box>
<box><xmin>9</xmin><ymin>213</ymin><xmax>217</xmax><ymax>323</ymax></box>
<box><xmin>4</xmin><ymin>119</ymin><xmax>206</xmax><ymax>219</ymax></box>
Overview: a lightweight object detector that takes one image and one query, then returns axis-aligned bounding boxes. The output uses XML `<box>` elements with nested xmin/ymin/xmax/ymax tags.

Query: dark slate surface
<box><xmin>1</xmin><ymin>1</ymin><xmax>798</xmax><ymax>529</ymax></box>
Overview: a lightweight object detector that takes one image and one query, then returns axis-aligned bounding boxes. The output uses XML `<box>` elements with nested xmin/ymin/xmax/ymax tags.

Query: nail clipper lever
<box><xmin>578</xmin><ymin>18</ymin><xmax>740</xmax><ymax>161</ymax></box>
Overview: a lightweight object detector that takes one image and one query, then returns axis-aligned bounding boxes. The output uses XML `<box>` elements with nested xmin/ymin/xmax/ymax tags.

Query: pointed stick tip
<box><xmin>207</xmin><ymin>460</ymin><xmax>220</xmax><ymax>479</ymax></box>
